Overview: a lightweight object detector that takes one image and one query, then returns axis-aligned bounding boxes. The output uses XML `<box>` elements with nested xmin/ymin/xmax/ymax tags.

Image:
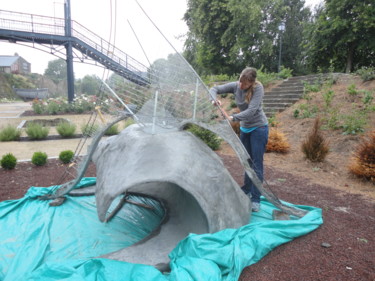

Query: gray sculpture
<box><xmin>92</xmin><ymin>123</ymin><xmax>251</xmax><ymax>270</ymax></box>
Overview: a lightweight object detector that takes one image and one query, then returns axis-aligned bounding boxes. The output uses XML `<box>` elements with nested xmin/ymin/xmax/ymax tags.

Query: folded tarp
<box><xmin>0</xmin><ymin>178</ymin><xmax>322</xmax><ymax>281</ymax></box>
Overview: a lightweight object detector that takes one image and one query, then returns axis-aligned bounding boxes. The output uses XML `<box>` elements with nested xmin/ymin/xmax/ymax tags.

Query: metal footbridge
<box><xmin>0</xmin><ymin>8</ymin><xmax>149</xmax><ymax>100</ymax></box>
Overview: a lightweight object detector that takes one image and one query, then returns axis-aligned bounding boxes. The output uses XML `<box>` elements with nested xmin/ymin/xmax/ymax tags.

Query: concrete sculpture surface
<box><xmin>92</xmin><ymin>123</ymin><xmax>251</xmax><ymax>270</ymax></box>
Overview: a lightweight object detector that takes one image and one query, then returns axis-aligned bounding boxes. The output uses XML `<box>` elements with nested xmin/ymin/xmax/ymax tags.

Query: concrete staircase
<box><xmin>263</xmin><ymin>74</ymin><xmax>322</xmax><ymax>117</ymax></box>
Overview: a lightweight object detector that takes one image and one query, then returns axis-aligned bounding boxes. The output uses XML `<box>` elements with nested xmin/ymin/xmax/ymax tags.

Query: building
<box><xmin>0</xmin><ymin>53</ymin><xmax>31</xmax><ymax>74</ymax></box>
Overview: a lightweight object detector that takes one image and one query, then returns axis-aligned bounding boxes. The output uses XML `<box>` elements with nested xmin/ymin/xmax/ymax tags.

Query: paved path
<box><xmin>0</xmin><ymin>102</ymin><xmax>32</xmax><ymax>118</ymax></box>
<box><xmin>0</xmin><ymin>102</ymin><xmax>89</xmax><ymax>161</ymax></box>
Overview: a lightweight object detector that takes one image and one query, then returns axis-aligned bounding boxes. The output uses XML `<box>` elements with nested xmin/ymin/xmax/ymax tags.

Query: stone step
<box><xmin>266</xmin><ymin>90</ymin><xmax>304</xmax><ymax>96</ymax></box>
<box><xmin>264</xmin><ymin>98</ymin><xmax>300</xmax><ymax>104</ymax></box>
<box><xmin>264</xmin><ymin>93</ymin><xmax>302</xmax><ymax>99</ymax></box>
<box><xmin>264</xmin><ymin>102</ymin><xmax>293</xmax><ymax>108</ymax></box>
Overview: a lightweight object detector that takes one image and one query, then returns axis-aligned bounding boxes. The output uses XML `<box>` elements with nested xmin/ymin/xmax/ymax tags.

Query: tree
<box><xmin>306</xmin><ymin>0</ymin><xmax>375</xmax><ymax>73</ymax></box>
<box><xmin>183</xmin><ymin>0</ymin><xmax>310</xmax><ymax>75</ymax></box>
<box><xmin>79</xmin><ymin>75</ymin><xmax>102</xmax><ymax>95</ymax></box>
<box><xmin>44</xmin><ymin>59</ymin><xmax>67</xmax><ymax>84</ymax></box>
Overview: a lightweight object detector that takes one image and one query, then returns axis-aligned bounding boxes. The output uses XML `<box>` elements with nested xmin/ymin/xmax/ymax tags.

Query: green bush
<box><xmin>278</xmin><ymin>66</ymin><xmax>293</xmax><ymax>79</ymax></box>
<box><xmin>26</xmin><ymin>123</ymin><xmax>50</xmax><ymax>140</ymax></box>
<box><xmin>81</xmin><ymin>123</ymin><xmax>99</xmax><ymax>136</ymax></box>
<box><xmin>356</xmin><ymin>67</ymin><xmax>375</xmax><ymax>82</ymax></box>
<box><xmin>105</xmin><ymin>124</ymin><xmax>120</xmax><ymax>136</ymax></box>
<box><xmin>186</xmin><ymin>124</ymin><xmax>222</xmax><ymax>150</ymax></box>
<box><xmin>0</xmin><ymin>125</ymin><xmax>21</xmax><ymax>141</ymax></box>
<box><xmin>304</xmin><ymin>81</ymin><xmax>322</xmax><ymax>93</ymax></box>
<box><xmin>31</xmin><ymin>151</ymin><xmax>48</xmax><ymax>166</ymax></box>
<box><xmin>59</xmin><ymin>150</ymin><xmax>74</xmax><ymax>164</ymax></box>
<box><xmin>56</xmin><ymin>121</ymin><xmax>76</xmax><ymax>138</ymax></box>
<box><xmin>1</xmin><ymin>153</ymin><xmax>17</xmax><ymax>170</ymax></box>
<box><xmin>341</xmin><ymin>110</ymin><xmax>367</xmax><ymax>135</ymax></box>
<box><xmin>123</xmin><ymin>118</ymin><xmax>135</xmax><ymax>129</ymax></box>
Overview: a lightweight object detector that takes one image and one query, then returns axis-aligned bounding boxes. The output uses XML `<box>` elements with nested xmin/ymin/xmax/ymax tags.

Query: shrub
<box><xmin>0</xmin><ymin>125</ymin><xmax>21</xmax><ymax>141</ymax></box>
<box><xmin>123</xmin><ymin>118</ymin><xmax>135</xmax><ymax>129</ymax></box>
<box><xmin>347</xmin><ymin>84</ymin><xmax>358</xmax><ymax>97</ymax></box>
<box><xmin>59</xmin><ymin>150</ymin><xmax>74</xmax><ymax>164</ymax></box>
<box><xmin>105</xmin><ymin>124</ymin><xmax>119</xmax><ymax>136</ymax></box>
<box><xmin>341</xmin><ymin>110</ymin><xmax>367</xmax><ymax>135</ymax></box>
<box><xmin>31</xmin><ymin>151</ymin><xmax>48</xmax><ymax>166</ymax></box>
<box><xmin>322</xmin><ymin>90</ymin><xmax>335</xmax><ymax>108</ymax></box>
<box><xmin>26</xmin><ymin>123</ymin><xmax>50</xmax><ymax>140</ymax></box>
<box><xmin>81</xmin><ymin>123</ymin><xmax>99</xmax><ymax>136</ymax></box>
<box><xmin>1</xmin><ymin>153</ymin><xmax>17</xmax><ymax>170</ymax></box>
<box><xmin>356</xmin><ymin>67</ymin><xmax>375</xmax><ymax>82</ymax></box>
<box><xmin>303</xmin><ymin>81</ymin><xmax>322</xmax><ymax>93</ymax></box>
<box><xmin>266</xmin><ymin>128</ymin><xmax>290</xmax><ymax>153</ymax></box>
<box><xmin>301</xmin><ymin>117</ymin><xmax>330</xmax><ymax>162</ymax></box>
<box><xmin>278</xmin><ymin>66</ymin><xmax>293</xmax><ymax>79</ymax></box>
<box><xmin>56</xmin><ymin>121</ymin><xmax>76</xmax><ymax>138</ymax></box>
<box><xmin>31</xmin><ymin>99</ymin><xmax>45</xmax><ymax>114</ymax></box>
<box><xmin>348</xmin><ymin>131</ymin><xmax>375</xmax><ymax>182</ymax></box>
<box><xmin>186</xmin><ymin>124</ymin><xmax>222</xmax><ymax>150</ymax></box>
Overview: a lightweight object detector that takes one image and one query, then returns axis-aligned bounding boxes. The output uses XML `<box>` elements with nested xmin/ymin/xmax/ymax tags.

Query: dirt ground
<box><xmin>0</xmin><ymin>75</ymin><xmax>374</xmax><ymax>280</ymax></box>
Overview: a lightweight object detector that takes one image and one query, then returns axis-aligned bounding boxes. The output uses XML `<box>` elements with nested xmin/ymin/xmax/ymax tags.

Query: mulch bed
<box><xmin>0</xmin><ymin>154</ymin><xmax>374</xmax><ymax>281</ymax></box>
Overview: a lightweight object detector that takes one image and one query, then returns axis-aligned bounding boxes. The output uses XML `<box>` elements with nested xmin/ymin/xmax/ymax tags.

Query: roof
<box><xmin>0</xmin><ymin>56</ymin><xmax>21</xmax><ymax>67</ymax></box>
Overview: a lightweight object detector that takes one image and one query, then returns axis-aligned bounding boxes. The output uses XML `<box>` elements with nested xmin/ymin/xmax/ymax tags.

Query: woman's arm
<box><xmin>209</xmin><ymin>82</ymin><xmax>238</xmax><ymax>101</ymax></box>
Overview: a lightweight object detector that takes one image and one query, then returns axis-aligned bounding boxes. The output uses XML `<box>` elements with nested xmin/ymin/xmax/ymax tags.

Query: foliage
<box><xmin>301</xmin><ymin>117</ymin><xmax>329</xmax><ymax>162</ymax></box>
<box><xmin>81</xmin><ymin>123</ymin><xmax>99</xmax><ymax>137</ymax></box>
<box><xmin>59</xmin><ymin>150</ymin><xmax>74</xmax><ymax>164</ymax></box>
<box><xmin>25</xmin><ymin>123</ymin><xmax>50</xmax><ymax>140</ymax></box>
<box><xmin>340</xmin><ymin>110</ymin><xmax>367</xmax><ymax>135</ymax></box>
<box><xmin>256</xmin><ymin>68</ymin><xmax>279</xmax><ymax>87</ymax></box>
<box><xmin>123</xmin><ymin>118</ymin><xmax>135</xmax><ymax>129</ymax></box>
<box><xmin>31</xmin><ymin>151</ymin><xmax>48</xmax><ymax>166</ymax></box>
<box><xmin>347</xmin><ymin>84</ymin><xmax>358</xmax><ymax>98</ymax></box>
<box><xmin>56</xmin><ymin>121</ymin><xmax>76</xmax><ymax>138</ymax></box>
<box><xmin>355</xmin><ymin>67</ymin><xmax>375</xmax><ymax>82</ymax></box>
<box><xmin>303</xmin><ymin>81</ymin><xmax>322</xmax><ymax>93</ymax></box>
<box><xmin>104</xmin><ymin>124</ymin><xmax>120</xmax><ymax>136</ymax></box>
<box><xmin>186</xmin><ymin>124</ymin><xmax>222</xmax><ymax>150</ymax></box>
<box><xmin>0</xmin><ymin>125</ymin><xmax>21</xmax><ymax>141</ymax></box>
<box><xmin>322</xmin><ymin>90</ymin><xmax>335</xmax><ymax>108</ymax></box>
<box><xmin>293</xmin><ymin>103</ymin><xmax>318</xmax><ymax>118</ymax></box>
<box><xmin>77</xmin><ymin>75</ymin><xmax>103</xmax><ymax>95</ymax></box>
<box><xmin>31</xmin><ymin>95</ymin><xmax>109</xmax><ymax>115</ymax></box>
<box><xmin>362</xmin><ymin>91</ymin><xmax>374</xmax><ymax>107</ymax></box>
<box><xmin>0</xmin><ymin>153</ymin><xmax>17</xmax><ymax>170</ymax></box>
<box><xmin>184</xmin><ymin>0</ymin><xmax>310</xmax><ymax>75</ymax></box>
<box><xmin>266</xmin><ymin>128</ymin><xmax>290</xmax><ymax>153</ymax></box>
<box><xmin>278</xmin><ymin>66</ymin><xmax>293</xmax><ymax>79</ymax></box>
<box><xmin>305</xmin><ymin>0</ymin><xmax>375</xmax><ymax>73</ymax></box>
<box><xmin>44</xmin><ymin>59</ymin><xmax>67</xmax><ymax>84</ymax></box>
<box><xmin>348</xmin><ymin>131</ymin><xmax>375</xmax><ymax>182</ymax></box>
<box><xmin>3</xmin><ymin>73</ymin><xmax>36</xmax><ymax>89</ymax></box>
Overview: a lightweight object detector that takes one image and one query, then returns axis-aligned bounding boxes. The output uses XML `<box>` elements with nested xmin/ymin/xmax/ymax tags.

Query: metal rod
<box><xmin>152</xmin><ymin>90</ymin><xmax>159</xmax><ymax>134</ymax></box>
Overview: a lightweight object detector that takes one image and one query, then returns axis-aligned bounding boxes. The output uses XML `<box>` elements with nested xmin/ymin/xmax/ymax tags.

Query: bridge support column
<box><xmin>66</xmin><ymin>42</ymin><xmax>75</xmax><ymax>103</ymax></box>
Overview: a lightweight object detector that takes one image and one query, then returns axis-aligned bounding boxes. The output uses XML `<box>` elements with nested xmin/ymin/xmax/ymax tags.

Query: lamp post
<box><xmin>278</xmin><ymin>22</ymin><xmax>285</xmax><ymax>73</ymax></box>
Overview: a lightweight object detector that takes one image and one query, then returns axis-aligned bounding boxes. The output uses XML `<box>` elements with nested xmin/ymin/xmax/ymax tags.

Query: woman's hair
<box><xmin>240</xmin><ymin>67</ymin><xmax>258</xmax><ymax>103</ymax></box>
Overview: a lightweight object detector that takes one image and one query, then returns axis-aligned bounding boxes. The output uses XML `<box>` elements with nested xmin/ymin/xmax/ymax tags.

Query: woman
<box><xmin>209</xmin><ymin>67</ymin><xmax>269</xmax><ymax>212</ymax></box>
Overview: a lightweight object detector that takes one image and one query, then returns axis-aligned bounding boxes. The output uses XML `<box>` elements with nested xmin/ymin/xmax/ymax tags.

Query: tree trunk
<box><xmin>345</xmin><ymin>42</ymin><xmax>355</xmax><ymax>73</ymax></box>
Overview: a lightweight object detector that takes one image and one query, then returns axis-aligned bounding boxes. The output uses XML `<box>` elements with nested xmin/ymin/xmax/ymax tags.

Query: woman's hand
<box><xmin>211</xmin><ymin>100</ymin><xmax>222</xmax><ymax>106</ymax></box>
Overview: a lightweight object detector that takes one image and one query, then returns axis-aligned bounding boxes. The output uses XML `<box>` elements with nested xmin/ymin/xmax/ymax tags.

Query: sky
<box><xmin>0</xmin><ymin>0</ymin><xmax>323</xmax><ymax>79</ymax></box>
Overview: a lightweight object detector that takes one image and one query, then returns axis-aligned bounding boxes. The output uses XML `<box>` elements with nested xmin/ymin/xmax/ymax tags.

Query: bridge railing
<box><xmin>71</xmin><ymin>21</ymin><xmax>148</xmax><ymax>75</ymax></box>
<box><xmin>0</xmin><ymin>10</ymin><xmax>148</xmax><ymax>76</ymax></box>
<box><xmin>0</xmin><ymin>10</ymin><xmax>65</xmax><ymax>35</ymax></box>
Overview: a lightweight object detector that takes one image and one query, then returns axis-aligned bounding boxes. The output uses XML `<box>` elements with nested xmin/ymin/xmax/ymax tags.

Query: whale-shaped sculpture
<box><xmin>91</xmin><ymin>123</ymin><xmax>251</xmax><ymax>270</ymax></box>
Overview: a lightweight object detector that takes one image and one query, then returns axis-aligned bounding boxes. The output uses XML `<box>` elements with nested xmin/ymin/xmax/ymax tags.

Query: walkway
<box><xmin>0</xmin><ymin>102</ymin><xmax>90</xmax><ymax>161</ymax></box>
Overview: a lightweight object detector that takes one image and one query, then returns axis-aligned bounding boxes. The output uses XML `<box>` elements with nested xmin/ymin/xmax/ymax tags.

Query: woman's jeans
<box><xmin>240</xmin><ymin>126</ymin><xmax>269</xmax><ymax>203</ymax></box>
